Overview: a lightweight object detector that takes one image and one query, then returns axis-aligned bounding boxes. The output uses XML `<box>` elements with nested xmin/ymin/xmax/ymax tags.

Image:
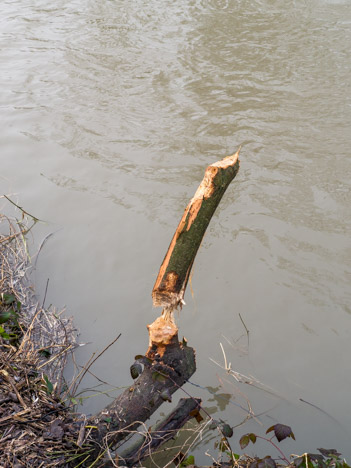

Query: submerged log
<box><xmin>152</xmin><ymin>148</ymin><xmax>240</xmax><ymax>317</ymax></box>
<box><xmin>119</xmin><ymin>397</ymin><xmax>202</xmax><ymax>467</ymax></box>
<box><xmin>88</xmin><ymin>341</ymin><xmax>196</xmax><ymax>455</ymax></box>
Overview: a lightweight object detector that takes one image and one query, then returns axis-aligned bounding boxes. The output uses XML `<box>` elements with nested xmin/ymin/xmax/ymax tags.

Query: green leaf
<box><xmin>43</xmin><ymin>375</ymin><xmax>53</xmax><ymax>394</ymax></box>
<box><xmin>240</xmin><ymin>434</ymin><xmax>250</xmax><ymax>449</ymax></box>
<box><xmin>209</xmin><ymin>420</ymin><xmax>219</xmax><ymax>430</ymax></box>
<box><xmin>180</xmin><ymin>455</ymin><xmax>195</xmax><ymax>467</ymax></box>
<box><xmin>0</xmin><ymin>325</ymin><xmax>11</xmax><ymax>339</ymax></box>
<box><xmin>2</xmin><ymin>293</ymin><xmax>16</xmax><ymax>305</ymax></box>
<box><xmin>0</xmin><ymin>310</ymin><xmax>12</xmax><ymax>324</ymax></box>
<box><xmin>249</xmin><ymin>433</ymin><xmax>257</xmax><ymax>443</ymax></box>
<box><xmin>266</xmin><ymin>425</ymin><xmax>275</xmax><ymax>435</ymax></box>
<box><xmin>104</xmin><ymin>417</ymin><xmax>112</xmax><ymax>423</ymax></box>
<box><xmin>221</xmin><ymin>423</ymin><xmax>233</xmax><ymax>438</ymax></box>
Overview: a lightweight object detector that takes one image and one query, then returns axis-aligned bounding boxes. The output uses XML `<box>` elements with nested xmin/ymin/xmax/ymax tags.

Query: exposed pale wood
<box><xmin>147</xmin><ymin>314</ymin><xmax>179</xmax><ymax>357</ymax></box>
<box><xmin>152</xmin><ymin>148</ymin><xmax>240</xmax><ymax>316</ymax></box>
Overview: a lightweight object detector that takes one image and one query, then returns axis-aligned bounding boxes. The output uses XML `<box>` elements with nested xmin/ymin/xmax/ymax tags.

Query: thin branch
<box><xmin>72</xmin><ymin>333</ymin><xmax>121</xmax><ymax>395</ymax></box>
<box><xmin>3</xmin><ymin>195</ymin><xmax>42</xmax><ymax>223</ymax></box>
<box><xmin>239</xmin><ymin>313</ymin><xmax>249</xmax><ymax>348</ymax></box>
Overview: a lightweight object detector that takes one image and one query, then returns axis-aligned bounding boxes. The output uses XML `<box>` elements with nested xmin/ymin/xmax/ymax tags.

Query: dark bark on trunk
<box><xmin>87</xmin><ymin>340</ymin><xmax>196</xmax><ymax>456</ymax></box>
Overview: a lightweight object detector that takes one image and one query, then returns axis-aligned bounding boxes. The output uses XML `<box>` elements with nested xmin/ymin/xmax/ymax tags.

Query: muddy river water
<box><xmin>2</xmin><ymin>0</ymin><xmax>351</xmax><ymax>462</ymax></box>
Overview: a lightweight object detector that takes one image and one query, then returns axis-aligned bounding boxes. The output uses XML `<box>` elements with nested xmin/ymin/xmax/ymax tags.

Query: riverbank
<box><xmin>1</xmin><ymin>208</ymin><xmax>349</xmax><ymax>468</ymax></box>
<box><xmin>0</xmin><ymin>211</ymin><xmax>80</xmax><ymax>466</ymax></box>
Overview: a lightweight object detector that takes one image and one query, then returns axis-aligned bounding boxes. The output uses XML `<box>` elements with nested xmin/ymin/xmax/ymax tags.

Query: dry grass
<box><xmin>0</xmin><ymin>213</ymin><xmax>86</xmax><ymax>467</ymax></box>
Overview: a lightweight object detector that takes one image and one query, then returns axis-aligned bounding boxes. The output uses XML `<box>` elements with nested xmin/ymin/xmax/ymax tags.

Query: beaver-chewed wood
<box><xmin>152</xmin><ymin>148</ymin><xmax>240</xmax><ymax>317</ymax></box>
<box><xmin>87</xmin><ymin>150</ymin><xmax>240</xmax><ymax>464</ymax></box>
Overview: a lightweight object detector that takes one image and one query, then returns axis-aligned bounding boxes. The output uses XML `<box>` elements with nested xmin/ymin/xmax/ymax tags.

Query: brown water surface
<box><xmin>1</xmin><ymin>0</ymin><xmax>351</xmax><ymax>461</ymax></box>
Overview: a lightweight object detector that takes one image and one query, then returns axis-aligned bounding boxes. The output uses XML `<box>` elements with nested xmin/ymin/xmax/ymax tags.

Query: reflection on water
<box><xmin>2</xmin><ymin>0</ymin><xmax>351</xmax><ymax>460</ymax></box>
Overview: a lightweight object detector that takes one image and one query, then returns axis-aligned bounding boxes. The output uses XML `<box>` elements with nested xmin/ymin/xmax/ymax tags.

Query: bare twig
<box><xmin>3</xmin><ymin>195</ymin><xmax>41</xmax><ymax>222</ymax></box>
<box><xmin>70</xmin><ymin>333</ymin><xmax>121</xmax><ymax>396</ymax></box>
<box><xmin>239</xmin><ymin>313</ymin><xmax>249</xmax><ymax>348</ymax></box>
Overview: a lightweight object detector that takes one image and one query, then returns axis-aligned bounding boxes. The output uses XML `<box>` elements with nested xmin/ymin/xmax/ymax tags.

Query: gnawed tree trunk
<box><xmin>87</xmin><ymin>149</ymin><xmax>241</xmax><ymax>465</ymax></box>
<box><xmin>152</xmin><ymin>148</ymin><xmax>240</xmax><ymax>317</ymax></box>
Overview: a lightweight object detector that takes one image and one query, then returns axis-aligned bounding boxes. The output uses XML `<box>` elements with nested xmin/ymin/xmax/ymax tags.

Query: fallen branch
<box><xmin>87</xmin><ymin>341</ymin><xmax>196</xmax><ymax>457</ymax></box>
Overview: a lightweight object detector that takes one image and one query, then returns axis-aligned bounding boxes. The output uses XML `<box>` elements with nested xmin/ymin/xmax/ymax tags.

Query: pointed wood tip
<box><xmin>212</xmin><ymin>146</ymin><xmax>241</xmax><ymax>169</ymax></box>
